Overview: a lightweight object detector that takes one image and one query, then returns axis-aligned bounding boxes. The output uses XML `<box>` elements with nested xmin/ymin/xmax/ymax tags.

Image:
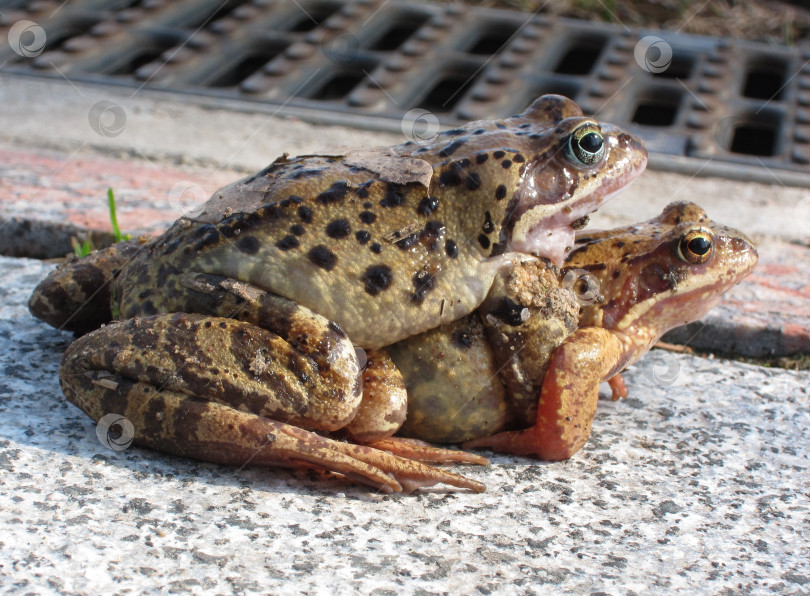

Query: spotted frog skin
<box><xmin>29</xmin><ymin>95</ymin><xmax>649</xmax><ymax>493</ymax></box>
<box><xmin>394</xmin><ymin>202</ymin><xmax>758</xmax><ymax>461</ymax></box>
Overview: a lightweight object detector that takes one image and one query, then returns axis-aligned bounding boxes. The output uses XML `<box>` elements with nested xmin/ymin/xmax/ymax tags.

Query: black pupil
<box><xmin>687</xmin><ymin>236</ymin><xmax>711</xmax><ymax>255</ymax></box>
<box><xmin>579</xmin><ymin>132</ymin><xmax>603</xmax><ymax>154</ymax></box>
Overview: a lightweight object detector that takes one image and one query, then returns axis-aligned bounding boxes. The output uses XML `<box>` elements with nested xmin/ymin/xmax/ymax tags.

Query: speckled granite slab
<box><xmin>1</xmin><ymin>256</ymin><xmax>808</xmax><ymax>594</ymax></box>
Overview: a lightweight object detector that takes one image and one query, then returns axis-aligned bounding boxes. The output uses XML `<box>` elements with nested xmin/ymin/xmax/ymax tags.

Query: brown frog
<box><xmin>392</xmin><ymin>202</ymin><xmax>758</xmax><ymax>462</ymax></box>
<box><xmin>29</xmin><ymin>95</ymin><xmax>648</xmax><ymax>493</ymax></box>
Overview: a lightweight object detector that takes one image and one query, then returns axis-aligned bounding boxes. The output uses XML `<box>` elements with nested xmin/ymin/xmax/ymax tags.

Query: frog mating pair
<box><xmin>29</xmin><ymin>96</ymin><xmax>757</xmax><ymax>493</ymax></box>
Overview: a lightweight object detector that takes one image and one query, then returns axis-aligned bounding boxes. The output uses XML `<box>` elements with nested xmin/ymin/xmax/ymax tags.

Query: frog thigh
<box><xmin>61</xmin><ymin>311</ymin><xmax>363</xmax><ymax>431</ymax></box>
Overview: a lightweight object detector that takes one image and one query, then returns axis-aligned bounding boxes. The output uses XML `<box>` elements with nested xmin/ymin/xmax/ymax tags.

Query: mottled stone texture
<box><xmin>1</xmin><ymin>256</ymin><xmax>808</xmax><ymax>594</ymax></box>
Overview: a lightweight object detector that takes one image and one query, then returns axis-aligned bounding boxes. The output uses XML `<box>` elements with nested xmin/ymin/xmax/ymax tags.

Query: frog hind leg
<box><xmin>463</xmin><ymin>327</ymin><xmax>624</xmax><ymax>460</ymax></box>
<box><xmin>61</xmin><ymin>313</ymin><xmax>484</xmax><ymax>493</ymax></box>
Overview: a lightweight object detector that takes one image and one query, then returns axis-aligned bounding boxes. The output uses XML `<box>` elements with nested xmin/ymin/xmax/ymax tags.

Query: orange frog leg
<box><xmin>464</xmin><ymin>327</ymin><xmax>627</xmax><ymax>460</ymax></box>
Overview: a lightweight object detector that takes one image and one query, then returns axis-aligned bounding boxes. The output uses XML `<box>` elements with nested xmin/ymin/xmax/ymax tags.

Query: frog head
<box><xmin>507</xmin><ymin>96</ymin><xmax>648</xmax><ymax>264</ymax></box>
<box><xmin>565</xmin><ymin>201</ymin><xmax>758</xmax><ymax>363</ymax></box>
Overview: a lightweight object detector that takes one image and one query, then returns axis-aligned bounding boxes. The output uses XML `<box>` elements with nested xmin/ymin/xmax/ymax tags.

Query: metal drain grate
<box><xmin>2</xmin><ymin>0</ymin><xmax>809</xmax><ymax>183</ymax></box>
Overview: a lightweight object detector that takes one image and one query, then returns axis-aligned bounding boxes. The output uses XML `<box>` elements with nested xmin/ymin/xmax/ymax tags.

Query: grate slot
<box><xmin>728</xmin><ymin>112</ymin><xmax>782</xmax><ymax>156</ymax></box>
<box><xmin>367</xmin><ymin>13</ymin><xmax>430</xmax><ymax>51</ymax></box>
<box><xmin>742</xmin><ymin>56</ymin><xmax>788</xmax><ymax>100</ymax></box>
<box><xmin>465</xmin><ymin>22</ymin><xmax>519</xmax><ymax>55</ymax></box>
<box><xmin>286</xmin><ymin>1</ymin><xmax>342</xmax><ymax>32</ymax></box>
<box><xmin>420</xmin><ymin>66</ymin><xmax>481</xmax><ymax>113</ymax></box>
<box><xmin>300</xmin><ymin>67</ymin><xmax>373</xmax><ymax>101</ymax></box>
<box><xmin>631</xmin><ymin>88</ymin><xmax>684</xmax><ymax>127</ymax></box>
<box><xmin>652</xmin><ymin>52</ymin><xmax>695</xmax><ymax>79</ymax></box>
<box><xmin>553</xmin><ymin>35</ymin><xmax>607</xmax><ymax>75</ymax></box>
<box><xmin>207</xmin><ymin>50</ymin><xmax>285</xmax><ymax>88</ymax></box>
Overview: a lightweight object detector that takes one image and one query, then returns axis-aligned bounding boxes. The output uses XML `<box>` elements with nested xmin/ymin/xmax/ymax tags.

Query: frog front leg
<box><xmin>464</xmin><ymin>327</ymin><xmax>627</xmax><ymax>460</ymax></box>
<box><xmin>60</xmin><ymin>310</ymin><xmax>485</xmax><ymax>493</ymax></box>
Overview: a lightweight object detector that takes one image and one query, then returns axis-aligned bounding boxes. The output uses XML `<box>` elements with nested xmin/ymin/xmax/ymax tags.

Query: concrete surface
<box><xmin>1</xmin><ymin>255</ymin><xmax>809</xmax><ymax>594</ymax></box>
<box><xmin>1</xmin><ymin>73</ymin><xmax>809</xmax><ymax>594</ymax></box>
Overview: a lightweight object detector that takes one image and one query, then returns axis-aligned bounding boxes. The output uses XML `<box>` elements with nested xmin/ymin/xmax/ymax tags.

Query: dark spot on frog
<box><xmin>438</xmin><ymin>138</ymin><xmax>466</xmax><ymax>157</ymax></box>
<box><xmin>519</xmin><ymin>123</ymin><xmax>532</xmax><ymax>129</ymax></box>
<box><xmin>439</xmin><ymin>164</ymin><xmax>464</xmax><ymax>187</ymax></box>
<box><xmin>157</xmin><ymin>263</ymin><xmax>181</xmax><ymax>287</ymax></box>
<box><xmin>355</xmin><ymin>184</ymin><xmax>371</xmax><ymax>199</ymax></box>
<box><xmin>237</xmin><ymin>236</ymin><xmax>261</xmax><ymax>254</ymax></box>
<box><xmin>445</xmin><ymin>239</ymin><xmax>458</xmax><ymax>258</ymax></box>
<box><xmin>298</xmin><ymin>205</ymin><xmax>313</xmax><ymax>223</ymax></box>
<box><xmin>410</xmin><ymin>270</ymin><xmax>436</xmax><ymax>304</ymax></box>
<box><xmin>141</xmin><ymin>300</ymin><xmax>157</xmax><ymax>315</ymax></box>
<box><xmin>361</xmin><ymin>265</ymin><xmax>394</xmax><ymax>296</ymax></box>
<box><xmin>496</xmin><ymin>123</ymin><xmax>507</xmax><ymax>129</ymax></box>
<box><xmin>359</xmin><ymin>211</ymin><xmax>376</xmax><ymax>224</ymax></box>
<box><xmin>355</xmin><ymin>230</ymin><xmax>371</xmax><ymax>244</ymax></box>
<box><xmin>417</xmin><ymin>196</ymin><xmax>439</xmax><ymax>216</ymax></box>
<box><xmin>370</xmin><ymin>242</ymin><xmax>383</xmax><ymax>254</ymax></box>
<box><xmin>613</xmin><ymin>269</ymin><xmax>621</xmax><ymax>279</ymax></box>
<box><xmin>513</xmin><ymin>154</ymin><xmax>526</xmax><ymax>163</ymax></box>
<box><xmin>483</xmin><ymin>211</ymin><xmax>494</xmax><ymax>234</ymax></box>
<box><xmin>465</xmin><ymin>172</ymin><xmax>481</xmax><ymax>190</ymax></box>
<box><xmin>290</xmin><ymin>224</ymin><xmax>306</xmax><ymax>236</ymax></box>
<box><xmin>395</xmin><ymin>233</ymin><xmax>419</xmax><ymax>250</ymax></box>
<box><xmin>476</xmin><ymin>153</ymin><xmax>488</xmax><ymax>164</ymax></box>
<box><xmin>493</xmin><ymin>150</ymin><xmax>505</xmax><ymax>159</ymax></box>
<box><xmin>307</xmin><ymin>245</ymin><xmax>338</xmax><ymax>271</ymax></box>
<box><xmin>478</xmin><ymin>234</ymin><xmax>490</xmax><ymax>249</ymax></box>
<box><xmin>288</xmin><ymin>195</ymin><xmax>303</xmax><ymax>204</ymax></box>
<box><xmin>473</xmin><ymin>128</ymin><xmax>486</xmax><ymax>135</ymax></box>
<box><xmin>492</xmin><ymin>297</ymin><xmax>526</xmax><ymax>326</ymax></box>
<box><xmin>363</xmin><ymin>201</ymin><xmax>372</xmax><ymax>209</ymax></box>
<box><xmin>495</xmin><ymin>184</ymin><xmax>507</xmax><ymax>200</ymax></box>
<box><xmin>451</xmin><ymin>328</ymin><xmax>473</xmax><ymax>349</ymax></box>
<box><xmin>615</xmin><ymin>240</ymin><xmax>626</xmax><ymax>248</ymax></box>
<box><xmin>380</xmin><ymin>189</ymin><xmax>405</xmax><ymax>208</ymax></box>
<box><xmin>501</xmin><ymin>159</ymin><xmax>512</xmax><ymax>169</ymax></box>
<box><xmin>192</xmin><ymin>225</ymin><xmax>221</xmax><ymax>251</ymax></box>
<box><xmin>326</xmin><ymin>219</ymin><xmax>351</xmax><ymax>238</ymax></box>
<box><xmin>138</xmin><ymin>289</ymin><xmax>153</xmax><ymax>300</ymax></box>
<box><xmin>275</xmin><ymin>235</ymin><xmax>299</xmax><ymax>251</ymax></box>
<box><xmin>422</xmin><ymin>220</ymin><xmax>445</xmax><ymax>237</ymax></box>
<box><xmin>441</xmin><ymin>128</ymin><xmax>467</xmax><ymax>136</ymax></box>
<box><xmin>316</xmin><ymin>180</ymin><xmax>351</xmax><ymax>205</ymax></box>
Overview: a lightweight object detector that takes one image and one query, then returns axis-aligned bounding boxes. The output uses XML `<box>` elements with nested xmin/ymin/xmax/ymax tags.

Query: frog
<box><xmin>391</xmin><ymin>202</ymin><xmax>758</xmax><ymax>462</ymax></box>
<box><xmin>29</xmin><ymin>95</ymin><xmax>649</xmax><ymax>493</ymax></box>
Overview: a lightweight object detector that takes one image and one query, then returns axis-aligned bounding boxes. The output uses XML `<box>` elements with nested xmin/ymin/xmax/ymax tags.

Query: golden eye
<box><xmin>678</xmin><ymin>228</ymin><xmax>713</xmax><ymax>264</ymax></box>
<box><xmin>566</xmin><ymin>123</ymin><xmax>605</xmax><ymax>166</ymax></box>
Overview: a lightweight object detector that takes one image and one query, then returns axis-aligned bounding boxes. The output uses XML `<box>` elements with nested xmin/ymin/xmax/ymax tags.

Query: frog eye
<box><xmin>566</xmin><ymin>124</ymin><xmax>605</xmax><ymax>166</ymax></box>
<box><xmin>678</xmin><ymin>228</ymin><xmax>714</xmax><ymax>264</ymax></box>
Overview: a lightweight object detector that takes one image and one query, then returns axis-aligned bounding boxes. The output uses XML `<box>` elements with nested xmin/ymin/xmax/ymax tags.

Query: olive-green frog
<box><xmin>29</xmin><ymin>95</ymin><xmax>648</xmax><ymax>493</ymax></box>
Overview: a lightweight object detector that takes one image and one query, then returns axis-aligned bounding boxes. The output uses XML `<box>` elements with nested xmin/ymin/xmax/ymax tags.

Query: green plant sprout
<box><xmin>72</xmin><ymin>187</ymin><xmax>131</xmax><ymax>257</ymax></box>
